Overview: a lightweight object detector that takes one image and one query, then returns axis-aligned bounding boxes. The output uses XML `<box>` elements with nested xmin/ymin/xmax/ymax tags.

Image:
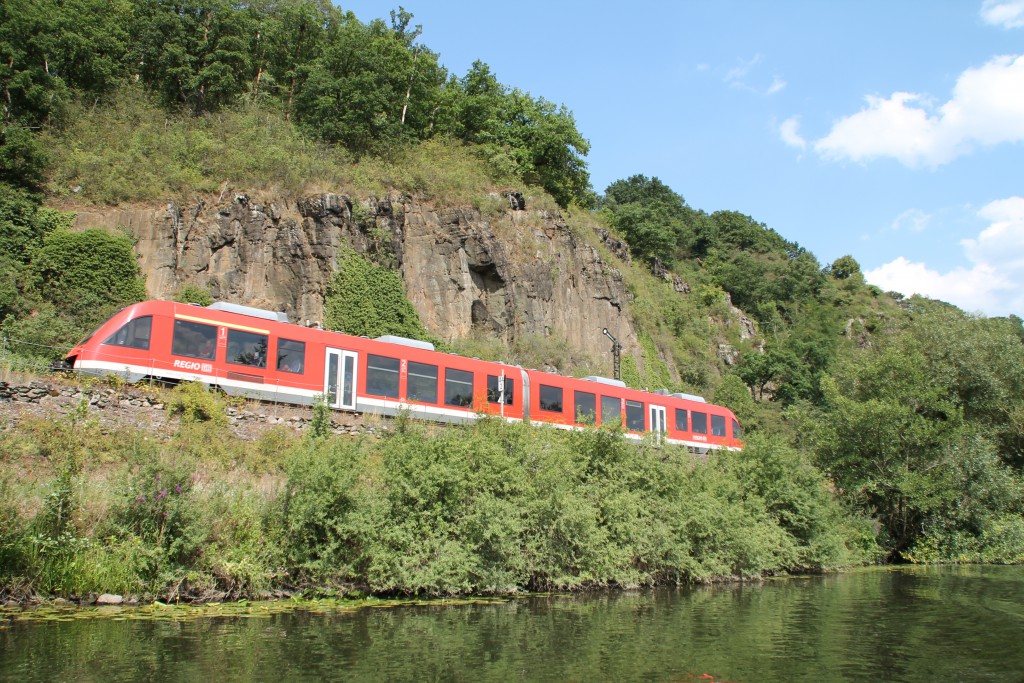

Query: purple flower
<box><xmin>157</xmin><ymin>489</ymin><xmax>167</xmax><ymax>501</ymax></box>
<box><xmin>175</xmin><ymin>483</ymin><xmax>182</xmax><ymax>494</ymax></box>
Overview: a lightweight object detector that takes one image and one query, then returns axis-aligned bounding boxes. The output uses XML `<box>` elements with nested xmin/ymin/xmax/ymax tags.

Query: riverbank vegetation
<box><xmin>0</xmin><ymin>383</ymin><xmax>872</xmax><ymax>601</ymax></box>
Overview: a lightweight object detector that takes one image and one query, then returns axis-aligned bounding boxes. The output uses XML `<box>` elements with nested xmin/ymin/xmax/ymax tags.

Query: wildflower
<box><xmin>157</xmin><ymin>489</ymin><xmax>167</xmax><ymax>501</ymax></box>
<box><xmin>136</xmin><ymin>494</ymin><xmax>146</xmax><ymax>503</ymax></box>
<box><xmin>175</xmin><ymin>483</ymin><xmax>182</xmax><ymax>494</ymax></box>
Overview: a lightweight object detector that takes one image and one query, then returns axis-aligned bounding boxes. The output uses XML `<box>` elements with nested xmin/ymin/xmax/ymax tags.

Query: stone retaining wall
<box><xmin>0</xmin><ymin>379</ymin><xmax>386</xmax><ymax>438</ymax></box>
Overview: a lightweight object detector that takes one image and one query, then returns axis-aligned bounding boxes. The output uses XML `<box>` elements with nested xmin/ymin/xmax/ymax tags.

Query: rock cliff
<box><xmin>72</xmin><ymin>193</ymin><xmax>640</xmax><ymax>363</ymax></box>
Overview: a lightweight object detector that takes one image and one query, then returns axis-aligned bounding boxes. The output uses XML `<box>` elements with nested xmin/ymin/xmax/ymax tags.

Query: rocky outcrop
<box><xmin>72</xmin><ymin>193</ymin><xmax>640</xmax><ymax>362</ymax></box>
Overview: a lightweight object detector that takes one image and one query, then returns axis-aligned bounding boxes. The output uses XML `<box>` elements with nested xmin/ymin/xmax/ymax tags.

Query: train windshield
<box><xmin>103</xmin><ymin>316</ymin><xmax>152</xmax><ymax>350</ymax></box>
<box><xmin>74</xmin><ymin>306</ymin><xmax>130</xmax><ymax>349</ymax></box>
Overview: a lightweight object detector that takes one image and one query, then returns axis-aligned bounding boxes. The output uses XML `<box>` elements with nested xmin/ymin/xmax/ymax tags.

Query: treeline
<box><xmin>0</xmin><ymin>0</ymin><xmax>590</xmax><ymax>207</ymax></box>
<box><xmin>601</xmin><ymin>173</ymin><xmax>1024</xmax><ymax>563</ymax></box>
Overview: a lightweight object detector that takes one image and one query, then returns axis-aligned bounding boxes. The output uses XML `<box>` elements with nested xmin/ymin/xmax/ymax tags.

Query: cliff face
<box><xmin>72</xmin><ymin>193</ymin><xmax>640</xmax><ymax>362</ymax></box>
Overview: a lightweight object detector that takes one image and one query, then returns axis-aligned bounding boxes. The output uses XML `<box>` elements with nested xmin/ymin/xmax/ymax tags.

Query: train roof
<box><xmin>207</xmin><ymin>301</ymin><xmax>289</xmax><ymax>323</ymax></box>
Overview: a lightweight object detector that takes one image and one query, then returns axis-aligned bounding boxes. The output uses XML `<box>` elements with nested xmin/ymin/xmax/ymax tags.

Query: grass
<box><xmin>43</xmin><ymin>87</ymin><xmax>518</xmax><ymax>208</ymax></box>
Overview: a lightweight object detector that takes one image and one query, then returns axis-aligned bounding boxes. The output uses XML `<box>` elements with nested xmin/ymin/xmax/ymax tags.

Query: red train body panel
<box><xmin>64</xmin><ymin>301</ymin><xmax>743</xmax><ymax>450</ymax></box>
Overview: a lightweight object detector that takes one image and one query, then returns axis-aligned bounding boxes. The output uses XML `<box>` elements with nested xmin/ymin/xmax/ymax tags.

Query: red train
<box><xmin>64</xmin><ymin>300</ymin><xmax>743</xmax><ymax>450</ymax></box>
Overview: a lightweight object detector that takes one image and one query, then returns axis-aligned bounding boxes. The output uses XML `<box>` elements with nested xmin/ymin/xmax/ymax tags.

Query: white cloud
<box><xmin>813</xmin><ymin>55</ymin><xmax>1024</xmax><ymax>167</ymax></box>
<box><xmin>864</xmin><ymin>257</ymin><xmax>1008</xmax><ymax>314</ymax></box>
<box><xmin>724</xmin><ymin>54</ymin><xmax>784</xmax><ymax>95</ymax></box>
<box><xmin>865</xmin><ymin>196</ymin><xmax>1024</xmax><ymax>315</ymax></box>
<box><xmin>891</xmin><ymin>208</ymin><xmax>931</xmax><ymax>233</ymax></box>
<box><xmin>962</xmin><ymin>196</ymin><xmax>1024</xmax><ymax>271</ymax></box>
<box><xmin>766</xmin><ymin>76</ymin><xmax>787</xmax><ymax>95</ymax></box>
<box><xmin>982</xmin><ymin>0</ymin><xmax>1024</xmax><ymax>28</ymax></box>
<box><xmin>779</xmin><ymin>117</ymin><xmax>806</xmax><ymax>149</ymax></box>
<box><xmin>725</xmin><ymin>55</ymin><xmax>763</xmax><ymax>86</ymax></box>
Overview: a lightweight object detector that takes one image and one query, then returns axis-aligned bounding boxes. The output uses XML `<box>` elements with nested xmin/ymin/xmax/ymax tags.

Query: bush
<box><xmin>174</xmin><ymin>284</ymin><xmax>213</xmax><ymax>307</ymax></box>
<box><xmin>106</xmin><ymin>459</ymin><xmax>203</xmax><ymax>572</ymax></box>
<box><xmin>3</xmin><ymin>404</ymin><xmax>882</xmax><ymax>600</ymax></box>
<box><xmin>166</xmin><ymin>382</ymin><xmax>229</xmax><ymax>426</ymax></box>
<box><xmin>282</xmin><ymin>438</ymin><xmax>370</xmax><ymax>586</ymax></box>
<box><xmin>198</xmin><ymin>482</ymin><xmax>281</xmax><ymax>598</ymax></box>
<box><xmin>323</xmin><ymin>248</ymin><xmax>430</xmax><ymax>340</ymax></box>
<box><xmin>0</xmin><ymin>479</ymin><xmax>29</xmax><ymax>585</ymax></box>
<box><xmin>30</xmin><ymin>228</ymin><xmax>146</xmax><ymax>316</ymax></box>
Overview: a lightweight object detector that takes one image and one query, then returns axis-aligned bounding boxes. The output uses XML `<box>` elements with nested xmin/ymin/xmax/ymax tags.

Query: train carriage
<box><xmin>64</xmin><ymin>300</ymin><xmax>742</xmax><ymax>450</ymax></box>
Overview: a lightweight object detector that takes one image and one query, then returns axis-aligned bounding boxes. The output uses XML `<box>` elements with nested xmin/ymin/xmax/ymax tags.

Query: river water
<box><xmin>2</xmin><ymin>565</ymin><xmax>1023</xmax><ymax>682</ymax></box>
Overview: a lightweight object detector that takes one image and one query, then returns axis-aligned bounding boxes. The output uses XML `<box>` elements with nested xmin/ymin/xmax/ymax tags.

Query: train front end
<box><xmin>62</xmin><ymin>302</ymin><xmax>158</xmax><ymax>381</ymax></box>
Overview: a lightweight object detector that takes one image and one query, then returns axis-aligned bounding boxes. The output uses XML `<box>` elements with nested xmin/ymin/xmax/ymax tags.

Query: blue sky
<box><xmin>341</xmin><ymin>1</ymin><xmax>1024</xmax><ymax>316</ymax></box>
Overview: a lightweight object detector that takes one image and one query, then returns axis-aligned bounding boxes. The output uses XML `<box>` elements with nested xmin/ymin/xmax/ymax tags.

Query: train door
<box><xmin>324</xmin><ymin>348</ymin><xmax>358</xmax><ymax>410</ymax></box>
<box><xmin>649</xmin><ymin>404</ymin><xmax>667</xmax><ymax>442</ymax></box>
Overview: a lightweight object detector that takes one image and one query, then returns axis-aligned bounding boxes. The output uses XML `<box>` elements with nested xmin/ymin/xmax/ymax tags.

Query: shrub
<box><xmin>0</xmin><ymin>479</ymin><xmax>29</xmax><ymax>584</ymax></box>
<box><xmin>323</xmin><ymin>248</ymin><xmax>430</xmax><ymax>340</ymax></box>
<box><xmin>308</xmin><ymin>395</ymin><xmax>332</xmax><ymax>441</ymax></box>
<box><xmin>166</xmin><ymin>382</ymin><xmax>229</xmax><ymax>426</ymax></box>
<box><xmin>282</xmin><ymin>438</ymin><xmax>371</xmax><ymax>586</ymax></box>
<box><xmin>105</xmin><ymin>459</ymin><xmax>204</xmax><ymax>579</ymax></box>
<box><xmin>174</xmin><ymin>284</ymin><xmax>213</xmax><ymax>307</ymax></box>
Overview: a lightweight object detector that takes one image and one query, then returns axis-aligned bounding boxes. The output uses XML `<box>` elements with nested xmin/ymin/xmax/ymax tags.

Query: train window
<box><xmin>732</xmin><ymin>419</ymin><xmax>743</xmax><ymax>439</ymax></box>
<box><xmin>691</xmin><ymin>411</ymin><xmax>708</xmax><ymax>435</ymax></box>
<box><xmin>600</xmin><ymin>395</ymin><xmax>621</xmax><ymax>427</ymax></box>
<box><xmin>625</xmin><ymin>400</ymin><xmax>644</xmax><ymax>431</ymax></box>
<box><xmin>366</xmin><ymin>354</ymin><xmax>400</xmax><ymax>398</ymax></box>
<box><xmin>674</xmin><ymin>408</ymin><xmax>688</xmax><ymax>432</ymax></box>
<box><xmin>102</xmin><ymin>316</ymin><xmax>152</xmax><ymax>350</ymax></box>
<box><xmin>539</xmin><ymin>385</ymin><xmax>563</xmax><ymax>412</ymax></box>
<box><xmin>276</xmin><ymin>338</ymin><xmax>305</xmax><ymax>374</ymax></box>
<box><xmin>574</xmin><ymin>391</ymin><xmax>596</xmax><ymax>423</ymax></box>
<box><xmin>487</xmin><ymin>375</ymin><xmax>514</xmax><ymax>405</ymax></box>
<box><xmin>711</xmin><ymin>415</ymin><xmax>726</xmax><ymax>437</ymax></box>
<box><xmin>172</xmin><ymin>319</ymin><xmax>217</xmax><ymax>360</ymax></box>
<box><xmin>445</xmin><ymin>368</ymin><xmax>474</xmax><ymax>407</ymax></box>
<box><xmin>227</xmin><ymin>329</ymin><xmax>268</xmax><ymax>368</ymax></box>
<box><xmin>408</xmin><ymin>361</ymin><xmax>438</xmax><ymax>403</ymax></box>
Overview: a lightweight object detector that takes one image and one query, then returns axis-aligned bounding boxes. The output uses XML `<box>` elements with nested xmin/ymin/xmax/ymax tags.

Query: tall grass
<box><xmin>43</xmin><ymin>86</ymin><xmax>509</xmax><ymax>207</ymax></box>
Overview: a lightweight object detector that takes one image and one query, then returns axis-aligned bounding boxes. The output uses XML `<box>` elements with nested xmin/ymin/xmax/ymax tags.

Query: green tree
<box><xmin>3</xmin><ymin>227</ymin><xmax>144</xmax><ymax>359</ymax></box>
<box><xmin>805</xmin><ymin>368</ymin><xmax>964</xmax><ymax>557</ymax></box>
<box><xmin>600</xmin><ymin>175</ymin><xmax>692</xmax><ymax>265</ymax></box>
<box><xmin>246</xmin><ymin>0</ymin><xmax>341</xmax><ymax>113</ymax></box>
<box><xmin>1</xmin><ymin>0</ymin><xmax>135</xmax><ymax>125</ymax></box>
<box><xmin>293</xmin><ymin>11</ymin><xmax>446</xmax><ymax>154</ymax></box>
<box><xmin>30</xmin><ymin>228</ymin><xmax>146</xmax><ymax>310</ymax></box>
<box><xmin>603</xmin><ymin>201</ymin><xmax>678</xmax><ymax>265</ymax></box>
<box><xmin>0</xmin><ymin>0</ymin><xmax>71</xmax><ymax>124</ymax></box>
<box><xmin>132</xmin><ymin>0</ymin><xmax>255</xmax><ymax>114</ymax></box>
<box><xmin>798</xmin><ymin>307</ymin><xmax>1024</xmax><ymax>561</ymax></box>
<box><xmin>441</xmin><ymin>62</ymin><xmax>591</xmax><ymax>207</ymax></box>
<box><xmin>0</xmin><ymin>122</ymin><xmax>69</xmax><ymax>321</ymax></box>
<box><xmin>829</xmin><ymin>255</ymin><xmax>861</xmax><ymax>280</ymax></box>
<box><xmin>49</xmin><ymin>0</ymin><xmax>134</xmax><ymax>97</ymax></box>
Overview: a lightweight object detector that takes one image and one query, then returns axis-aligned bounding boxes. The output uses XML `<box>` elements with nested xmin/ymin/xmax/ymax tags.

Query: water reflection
<box><xmin>3</xmin><ymin>566</ymin><xmax>1023</xmax><ymax>682</ymax></box>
